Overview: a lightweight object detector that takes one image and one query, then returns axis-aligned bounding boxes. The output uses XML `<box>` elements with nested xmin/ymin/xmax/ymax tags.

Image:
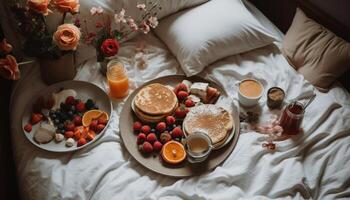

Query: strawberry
<box><xmin>45</xmin><ymin>98</ymin><xmax>55</xmax><ymax>109</ymax></box>
<box><xmin>77</xmin><ymin>138</ymin><xmax>87</xmax><ymax>147</ymax></box>
<box><xmin>65</xmin><ymin>131</ymin><xmax>74</xmax><ymax>138</ymax></box>
<box><xmin>65</xmin><ymin>96</ymin><xmax>75</xmax><ymax>105</ymax></box>
<box><xmin>137</xmin><ymin>133</ymin><xmax>147</xmax><ymax>144</ymax></box>
<box><xmin>24</xmin><ymin>123</ymin><xmax>32</xmax><ymax>132</ymax></box>
<box><xmin>185</xmin><ymin>99</ymin><xmax>195</xmax><ymax>107</ymax></box>
<box><xmin>73</xmin><ymin>115</ymin><xmax>82</xmax><ymax>126</ymax></box>
<box><xmin>153</xmin><ymin>141</ymin><xmax>163</xmax><ymax>151</ymax></box>
<box><xmin>65</xmin><ymin>121</ymin><xmax>75</xmax><ymax>131</ymax></box>
<box><xmin>156</xmin><ymin>122</ymin><xmax>166</xmax><ymax>132</ymax></box>
<box><xmin>141</xmin><ymin>142</ymin><xmax>153</xmax><ymax>153</ymax></box>
<box><xmin>160</xmin><ymin>132</ymin><xmax>172</xmax><ymax>144</ymax></box>
<box><xmin>141</xmin><ymin>125</ymin><xmax>151</xmax><ymax>134</ymax></box>
<box><xmin>98</xmin><ymin>118</ymin><xmax>108</xmax><ymax>125</ymax></box>
<box><xmin>96</xmin><ymin>124</ymin><xmax>105</xmax><ymax>133</ymax></box>
<box><xmin>174</xmin><ymin>105</ymin><xmax>189</xmax><ymax>118</ymax></box>
<box><xmin>75</xmin><ymin>101</ymin><xmax>86</xmax><ymax>112</ymax></box>
<box><xmin>146</xmin><ymin>133</ymin><xmax>157</xmax><ymax>144</ymax></box>
<box><xmin>89</xmin><ymin>120</ymin><xmax>98</xmax><ymax>131</ymax></box>
<box><xmin>165</xmin><ymin>116</ymin><xmax>176</xmax><ymax>125</ymax></box>
<box><xmin>31</xmin><ymin>113</ymin><xmax>43</xmax><ymax>124</ymax></box>
<box><xmin>174</xmin><ymin>83</ymin><xmax>188</xmax><ymax>94</ymax></box>
<box><xmin>177</xmin><ymin>91</ymin><xmax>189</xmax><ymax>101</ymax></box>
<box><xmin>172</xmin><ymin>127</ymin><xmax>183</xmax><ymax>138</ymax></box>
<box><xmin>86</xmin><ymin>131</ymin><xmax>95</xmax><ymax>141</ymax></box>
<box><xmin>133</xmin><ymin>121</ymin><xmax>143</xmax><ymax>131</ymax></box>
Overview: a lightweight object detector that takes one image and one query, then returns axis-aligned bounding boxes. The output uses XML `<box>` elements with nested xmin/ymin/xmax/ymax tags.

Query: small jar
<box><xmin>185</xmin><ymin>132</ymin><xmax>213</xmax><ymax>163</ymax></box>
<box><xmin>267</xmin><ymin>87</ymin><xmax>285</xmax><ymax>109</ymax></box>
<box><xmin>106</xmin><ymin>60</ymin><xmax>129</xmax><ymax>99</ymax></box>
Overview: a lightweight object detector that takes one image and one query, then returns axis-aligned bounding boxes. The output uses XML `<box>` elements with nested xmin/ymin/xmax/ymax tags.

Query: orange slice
<box><xmin>82</xmin><ymin>110</ymin><xmax>103</xmax><ymax>126</ymax></box>
<box><xmin>99</xmin><ymin>111</ymin><xmax>109</xmax><ymax>121</ymax></box>
<box><xmin>161</xmin><ymin>141</ymin><xmax>186</xmax><ymax>164</ymax></box>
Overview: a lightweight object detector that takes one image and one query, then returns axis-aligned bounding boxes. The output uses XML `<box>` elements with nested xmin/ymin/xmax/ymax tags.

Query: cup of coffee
<box><xmin>237</xmin><ymin>79</ymin><xmax>264</xmax><ymax>107</ymax></box>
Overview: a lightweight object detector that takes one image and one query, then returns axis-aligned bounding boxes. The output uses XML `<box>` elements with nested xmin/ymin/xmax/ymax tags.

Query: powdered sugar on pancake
<box><xmin>184</xmin><ymin>104</ymin><xmax>233</xmax><ymax>144</ymax></box>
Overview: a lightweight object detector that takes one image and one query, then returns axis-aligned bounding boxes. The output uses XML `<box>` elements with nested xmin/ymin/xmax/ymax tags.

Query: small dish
<box><xmin>185</xmin><ymin>132</ymin><xmax>213</xmax><ymax>163</ymax></box>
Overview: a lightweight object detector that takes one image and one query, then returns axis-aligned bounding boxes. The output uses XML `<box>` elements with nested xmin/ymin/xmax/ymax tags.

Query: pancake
<box><xmin>183</xmin><ymin>104</ymin><xmax>233</xmax><ymax>144</ymax></box>
<box><xmin>134</xmin><ymin>83</ymin><xmax>178</xmax><ymax>115</ymax></box>
<box><xmin>133</xmin><ymin>101</ymin><xmax>178</xmax><ymax>123</ymax></box>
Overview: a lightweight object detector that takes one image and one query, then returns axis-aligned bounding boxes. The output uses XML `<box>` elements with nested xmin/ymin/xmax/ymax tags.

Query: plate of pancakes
<box><xmin>119</xmin><ymin>75</ymin><xmax>240</xmax><ymax>177</ymax></box>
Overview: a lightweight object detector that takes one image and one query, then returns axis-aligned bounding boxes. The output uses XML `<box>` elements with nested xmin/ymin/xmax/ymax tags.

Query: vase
<box><xmin>39</xmin><ymin>52</ymin><xmax>76</xmax><ymax>85</ymax></box>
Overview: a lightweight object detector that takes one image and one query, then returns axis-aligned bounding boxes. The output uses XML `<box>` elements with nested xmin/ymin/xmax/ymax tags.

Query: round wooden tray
<box><xmin>21</xmin><ymin>80</ymin><xmax>112</xmax><ymax>152</ymax></box>
<box><xmin>119</xmin><ymin>75</ymin><xmax>240</xmax><ymax>177</ymax></box>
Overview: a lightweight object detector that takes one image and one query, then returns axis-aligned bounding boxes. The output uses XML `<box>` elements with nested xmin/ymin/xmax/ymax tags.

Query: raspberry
<box><xmin>137</xmin><ymin>133</ymin><xmax>147</xmax><ymax>144</ymax></box>
<box><xmin>146</xmin><ymin>133</ymin><xmax>157</xmax><ymax>144</ymax></box>
<box><xmin>174</xmin><ymin>105</ymin><xmax>189</xmax><ymax>118</ymax></box>
<box><xmin>185</xmin><ymin>99</ymin><xmax>195</xmax><ymax>107</ymax></box>
<box><xmin>98</xmin><ymin>118</ymin><xmax>108</xmax><ymax>125</ymax></box>
<box><xmin>65</xmin><ymin>131</ymin><xmax>74</xmax><ymax>138</ymax></box>
<box><xmin>156</xmin><ymin>122</ymin><xmax>166</xmax><ymax>132</ymax></box>
<box><xmin>89</xmin><ymin>120</ymin><xmax>98</xmax><ymax>131</ymax></box>
<box><xmin>177</xmin><ymin>91</ymin><xmax>189</xmax><ymax>101</ymax></box>
<box><xmin>133</xmin><ymin>121</ymin><xmax>142</xmax><ymax>131</ymax></box>
<box><xmin>165</xmin><ymin>116</ymin><xmax>176</xmax><ymax>125</ymax></box>
<box><xmin>73</xmin><ymin>115</ymin><xmax>82</xmax><ymax>126</ymax></box>
<box><xmin>77</xmin><ymin>138</ymin><xmax>87</xmax><ymax>147</ymax></box>
<box><xmin>75</xmin><ymin>101</ymin><xmax>86</xmax><ymax>112</ymax></box>
<box><xmin>172</xmin><ymin>127</ymin><xmax>183</xmax><ymax>138</ymax></box>
<box><xmin>65</xmin><ymin>121</ymin><xmax>75</xmax><ymax>131</ymax></box>
<box><xmin>24</xmin><ymin>123</ymin><xmax>32</xmax><ymax>132</ymax></box>
<box><xmin>153</xmin><ymin>141</ymin><xmax>163</xmax><ymax>151</ymax></box>
<box><xmin>141</xmin><ymin>142</ymin><xmax>153</xmax><ymax>153</ymax></box>
<box><xmin>65</xmin><ymin>96</ymin><xmax>75</xmax><ymax>105</ymax></box>
<box><xmin>141</xmin><ymin>125</ymin><xmax>151</xmax><ymax>134</ymax></box>
<box><xmin>96</xmin><ymin>124</ymin><xmax>105</xmax><ymax>133</ymax></box>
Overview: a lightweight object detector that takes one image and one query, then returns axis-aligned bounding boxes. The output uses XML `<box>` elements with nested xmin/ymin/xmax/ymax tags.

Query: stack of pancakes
<box><xmin>183</xmin><ymin>104</ymin><xmax>233</xmax><ymax>148</ymax></box>
<box><xmin>133</xmin><ymin>83</ymin><xmax>178</xmax><ymax>122</ymax></box>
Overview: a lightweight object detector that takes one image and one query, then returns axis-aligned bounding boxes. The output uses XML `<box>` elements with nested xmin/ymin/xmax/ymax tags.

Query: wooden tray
<box><xmin>119</xmin><ymin>75</ymin><xmax>240</xmax><ymax>177</ymax></box>
<box><xmin>21</xmin><ymin>80</ymin><xmax>112</xmax><ymax>152</ymax></box>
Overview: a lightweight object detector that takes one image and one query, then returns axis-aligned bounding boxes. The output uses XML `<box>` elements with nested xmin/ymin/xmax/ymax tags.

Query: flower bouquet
<box><xmin>80</xmin><ymin>2</ymin><xmax>161</xmax><ymax>75</ymax></box>
<box><xmin>9</xmin><ymin>0</ymin><xmax>81</xmax><ymax>84</ymax></box>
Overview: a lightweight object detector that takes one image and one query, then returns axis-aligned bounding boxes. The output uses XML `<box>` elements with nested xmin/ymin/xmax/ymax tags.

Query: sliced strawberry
<box><xmin>31</xmin><ymin>113</ymin><xmax>43</xmax><ymax>124</ymax></box>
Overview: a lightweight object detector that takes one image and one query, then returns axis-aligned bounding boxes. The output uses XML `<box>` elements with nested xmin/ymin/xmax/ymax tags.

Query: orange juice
<box><xmin>106</xmin><ymin>60</ymin><xmax>129</xmax><ymax>98</ymax></box>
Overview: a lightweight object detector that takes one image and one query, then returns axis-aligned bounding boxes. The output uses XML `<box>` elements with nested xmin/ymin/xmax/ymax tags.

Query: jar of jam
<box><xmin>279</xmin><ymin>102</ymin><xmax>304</xmax><ymax>135</ymax></box>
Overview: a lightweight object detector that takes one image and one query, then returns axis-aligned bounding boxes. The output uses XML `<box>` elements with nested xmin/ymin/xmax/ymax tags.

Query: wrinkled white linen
<box><xmin>11</xmin><ymin>33</ymin><xmax>350</xmax><ymax>199</ymax></box>
<box><xmin>10</xmin><ymin>3</ymin><xmax>350</xmax><ymax>200</ymax></box>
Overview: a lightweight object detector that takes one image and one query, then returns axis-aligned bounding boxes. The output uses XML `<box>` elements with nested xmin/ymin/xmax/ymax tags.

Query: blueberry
<box><xmin>172</xmin><ymin>124</ymin><xmax>177</xmax><ymax>128</ymax></box>
<box><xmin>150</xmin><ymin>128</ymin><xmax>156</xmax><ymax>133</ymax></box>
<box><xmin>68</xmin><ymin>111</ymin><xmax>73</xmax><ymax>116</ymax></box>
<box><xmin>61</xmin><ymin>113</ymin><xmax>68</xmax><ymax>120</ymax></box>
<box><xmin>70</xmin><ymin>105</ymin><xmax>75</xmax><ymax>112</ymax></box>
<box><xmin>166</xmin><ymin>126</ymin><xmax>173</xmax><ymax>131</ymax></box>
<box><xmin>58</xmin><ymin>123</ymin><xmax>64</xmax><ymax>129</ymax></box>
<box><xmin>60</xmin><ymin>129</ymin><xmax>65</xmax><ymax>134</ymax></box>
<box><xmin>54</xmin><ymin>119</ymin><xmax>60</xmax><ymax>124</ymax></box>
<box><xmin>51</xmin><ymin>114</ymin><xmax>57</xmax><ymax>119</ymax></box>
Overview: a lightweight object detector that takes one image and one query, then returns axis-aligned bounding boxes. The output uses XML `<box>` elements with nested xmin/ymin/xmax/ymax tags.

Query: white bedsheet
<box><xmin>10</xmin><ymin>2</ymin><xmax>350</xmax><ymax>200</ymax></box>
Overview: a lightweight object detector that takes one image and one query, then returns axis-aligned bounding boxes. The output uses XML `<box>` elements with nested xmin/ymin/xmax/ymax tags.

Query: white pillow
<box><xmin>154</xmin><ymin>0</ymin><xmax>277</xmax><ymax>76</ymax></box>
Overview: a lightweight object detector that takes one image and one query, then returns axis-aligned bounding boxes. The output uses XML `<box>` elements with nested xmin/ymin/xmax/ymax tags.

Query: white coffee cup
<box><xmin>237</xmin><ymin>78</ymin><xmax>264</xmax><ymax>107</ymax></box>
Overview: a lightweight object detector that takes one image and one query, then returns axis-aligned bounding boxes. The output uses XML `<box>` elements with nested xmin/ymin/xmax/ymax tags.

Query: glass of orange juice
<box><xmin>106</xmin><ymin>60</ymin><xmax>129</xmax><ymax>99</ymax></box>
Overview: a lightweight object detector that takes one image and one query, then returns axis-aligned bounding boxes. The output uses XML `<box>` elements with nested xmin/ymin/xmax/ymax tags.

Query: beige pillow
<box><xmin>282</xmin><ymin>8</ymin><xmax>350</xmax><ymax>91</ymax></box>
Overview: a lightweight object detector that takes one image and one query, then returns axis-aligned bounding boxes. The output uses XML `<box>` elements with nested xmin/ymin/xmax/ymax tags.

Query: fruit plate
<box><xmin>21</xmin><ymin>80</ymin><xmax>112</xmax><ymax>152</ymax></box>
<box><xmin>119</xmin><ymin>75</ymin><xmax>240</xmax><ymax>177</ymax></box>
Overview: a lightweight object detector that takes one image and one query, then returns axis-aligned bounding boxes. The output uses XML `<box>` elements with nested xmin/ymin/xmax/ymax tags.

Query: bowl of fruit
<box><xmin>21</xmin><ymin>80</ymin><xmax>112</xmax><ymax>152</ymax></box>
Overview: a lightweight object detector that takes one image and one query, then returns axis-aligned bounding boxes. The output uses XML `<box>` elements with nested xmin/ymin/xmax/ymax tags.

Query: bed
<box><xmin>8</xmin><ymin>0</ymin><xmax>350</xmax><ymax>199</ymax></box>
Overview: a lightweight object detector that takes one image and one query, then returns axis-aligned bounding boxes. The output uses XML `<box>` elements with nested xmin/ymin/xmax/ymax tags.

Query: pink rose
<box><xmin>0</xmin><ymin>39</ymin><xmax>13</xmax><ymax>54</ymax></box>
<box><xmin>27</xmin><ymin>0</ymin><xmax>51</xmax><ymax>16</ymax></box>
<box><xmin>53</xmin><ymin>0</ymin><xmax>80</xmax><ymax>14</ymax></box>
<box><xmin>53</xmin><ymin>24</ymin><xmax>81</xmax><ymax>51</ymax></box>
<box><xmin>0</xmin><ymin>55</ymin><xmax>20</xmax><ymax>80</ymax></box>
